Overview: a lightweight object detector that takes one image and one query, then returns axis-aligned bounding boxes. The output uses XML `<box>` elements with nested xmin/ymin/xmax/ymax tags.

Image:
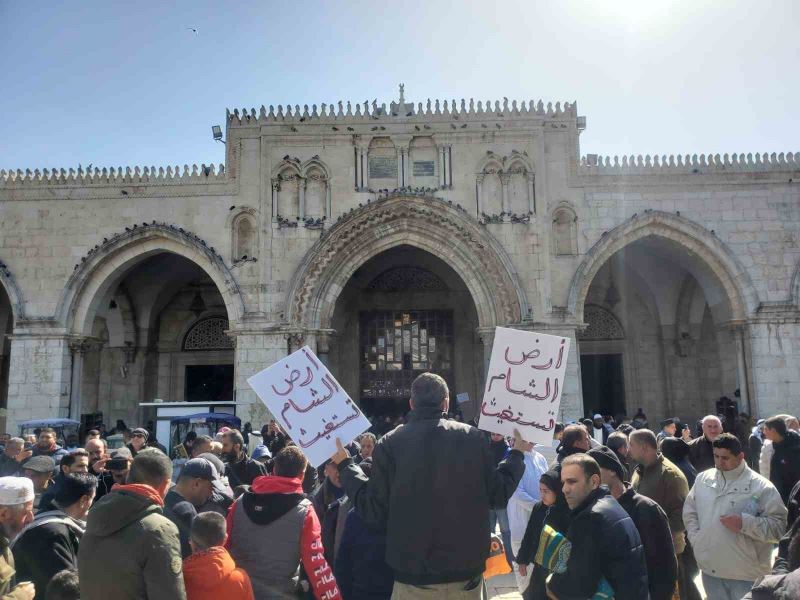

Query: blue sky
<box><xmin>1</xmin><ymin>0</ymin><xmax>797</xmax><ymax>171</ymax></box>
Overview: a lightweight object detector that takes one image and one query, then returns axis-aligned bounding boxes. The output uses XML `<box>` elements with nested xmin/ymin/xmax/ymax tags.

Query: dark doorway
<box><xmin>359</xmin><ymin>310</ymin><xmax>454</xmax><ymax>417</ymax></box>
<box><xmin>185</xmin><ymin>364</ymin><xmax>234</xmax><ymax>402</ymax></box>
<box><xmin>580</xmin><ymin>354</ymin><xmax>626</xmax><ymax>418</ymax></box>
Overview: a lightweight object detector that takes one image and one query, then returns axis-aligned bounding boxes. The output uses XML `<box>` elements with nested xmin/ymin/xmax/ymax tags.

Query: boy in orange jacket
<box><xmin>183</xmin><ymin>511</ymin><xmax>255</xmax><ymax>600</ymax></box>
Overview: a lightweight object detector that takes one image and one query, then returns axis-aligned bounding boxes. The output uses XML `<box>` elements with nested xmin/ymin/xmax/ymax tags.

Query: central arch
<box><xmin>286</xmin><ymin>193</ymin><xmax>528</xmax><ymax>330</ymax></box>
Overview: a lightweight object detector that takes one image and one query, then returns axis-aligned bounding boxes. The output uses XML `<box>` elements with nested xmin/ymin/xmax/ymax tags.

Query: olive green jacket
<box><xmin>77</xmin><ymin>489</ymin><xmax>186</xmax><ymax>600</ymax></box>
<box><xmin>632</xmin><ymin>453</ymin><xmax>690</xmax><ymax>554</ymax></box>
<box><xmin>0</xmin><ymin>537</ymin><xmax>31</xmax><ymax>600</ymax></box>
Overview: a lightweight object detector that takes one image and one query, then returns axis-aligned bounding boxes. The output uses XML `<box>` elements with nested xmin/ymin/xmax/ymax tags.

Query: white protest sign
<box><xmin>247</xmin><ymin>346</ymin><xmax>371</xmax><ymax>467</ymax></box>
<box><xmin>478</xmin><ymin>327</ymin><xmax>570</xmax><ymax>445</ymax></box>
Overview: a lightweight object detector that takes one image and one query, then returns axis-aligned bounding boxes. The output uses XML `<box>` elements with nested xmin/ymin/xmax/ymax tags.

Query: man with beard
<box><xmin>38</xmin><ymin>450</ymin><xmax>89</xmax><ymax>513</ymax></box>
<box><xmin>221</xmin><ymin>430</ymin><xmax>266</xmax><ymax>490</ymax></box>
<box><xmin>0</xmin><ymin>477</ymin><xmax>37</xmax><ymax>599</ymax></box>
<box><xmin>31</xmin><ymin>429</ymin><xmax>67</xmax><ymax>467</ymax></box>
<box><xmin>92</xmin><ymin>447</ymin><xmax>132</xmax><ymax>503</ymax></box>
<box><xmin>12</xmin><ymin>473</ymin><xmax>96</xmax><ymax>599</ymax></box>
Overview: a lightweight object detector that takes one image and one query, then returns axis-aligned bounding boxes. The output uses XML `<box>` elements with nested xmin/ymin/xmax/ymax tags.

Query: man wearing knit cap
<box><xmin>20</xmin><ymin>456</ymin><xmax>55</xmax><ymax>512</ymax></box>
<box><xmin>12</xmin><ymin>473</ymin><xmax>96</xmax><ymax>600</ymax></box>
<box><xmin>0</xmin><ymin>476</ymin><xmax>36</xmax><ymax>599</ymax></box>
<box><xmin>589</xmin><ymin>446</ymin><xmax>678</xmax><ymax>600</ymax></box>
<box><xmin>126</xmin><ymin>428</ymin><xmax>149</xmax><ymax>457</ymax></box>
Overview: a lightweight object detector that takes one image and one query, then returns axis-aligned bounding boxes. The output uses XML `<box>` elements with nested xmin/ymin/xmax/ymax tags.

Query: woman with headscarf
<box><xmin>514</xmin><ymin>469</ymin><xmax>572</xmax><ymax>600</ymax></box>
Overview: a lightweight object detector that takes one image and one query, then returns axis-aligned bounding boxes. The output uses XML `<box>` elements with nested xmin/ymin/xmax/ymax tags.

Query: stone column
<box><xmin>5</xmin><ymin>333</ymin><xmax>72</xmax><ymax>434</ymax></box>
<box><xmin>325</xmin><ymin>180</ymin><xmax>332</xmax><ymax>219</ymax></box>
<box><xmin>731</xmin><ymin>324</ymin><xmax>752</xmax><ymax>416</ymax></box>
<box><xmin>438</xmin><ymin>146</ymin><xmax>446</xmax><ymax>188</ymax></box>
<box><xmin>476</xmin><ymin>174</ymin><xmax>484</xmax><ymax>216</ymax></box>
<box><xmin>68</xmin><ymin>339</ymin><xmax>92</xmax><ymax>421</ymax></box>
<box><xmin>271</xmin><ymin>180</ymin><xmax>279</xmax><ymax>220</ymax></box>
<box><xmin>395</xmin><ymin>147</ymin><xmax>403</xmax><ymax>188</ymax></box>
<box><xmin>231</xmin><ymin>330</ymin><xmax>293</xmax><ymax>426</ymax></box>
<box><xmin>298</xmin><ymin>178</ymin><xmax>307</xmax><ymax>220</ymax></box>
<box><xmin>500</xmin><ymin>172</ymin><xmax>511</xmax><ymax>214</ymax></box>
<box><xmin>527</xmin><ymin>173</ymin><xmax>536</xmax><ymax>214</ymax></box>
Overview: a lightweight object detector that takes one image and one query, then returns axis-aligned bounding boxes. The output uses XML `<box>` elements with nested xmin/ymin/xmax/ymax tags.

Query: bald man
<box><xmin>688</xmin><ymin>415</ymin><xmax>723</xmax><ymax>472</ymax></box>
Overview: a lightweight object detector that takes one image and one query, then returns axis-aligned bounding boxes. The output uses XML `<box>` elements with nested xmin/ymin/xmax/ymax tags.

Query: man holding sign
<box><xmin>330</xmin><ymin>372</ymin><xmax>529</xmax><ymax>599</ymax></box>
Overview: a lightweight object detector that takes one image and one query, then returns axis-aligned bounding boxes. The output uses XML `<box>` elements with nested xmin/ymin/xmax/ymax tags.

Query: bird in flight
<box><xmin>187</xmin><ymin>27</ymin><xmax>198</xmax><ymax>34</ymax></box>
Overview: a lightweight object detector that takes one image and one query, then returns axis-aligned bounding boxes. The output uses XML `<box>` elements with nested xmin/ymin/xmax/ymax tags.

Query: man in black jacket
<box><xmin>688</xmin><ymin>415</ymin><xmax>723</xmax><ymax>472</ymax></box>
<box><xmin>13</xmin><ymin>473</ymin><xmax>96</xmax><ymax>600</ymax></box>
<box><xmin>589</xmin><ymin>446</ymin><xmax>676</xmax><ymax>600</ymax></box>
<box><xmin>331</xmin><ymin>372</ymin><xmax>527</xmax><ymax>598</ymax></box>
<box><xmin>548</xmin><ymin>454</ymin><xmax>649</xmax><ymax>600</ymax></box>
<box><xmin>555</xmin><ymin>424</ymin><xmax>589</xmax><ymax>466</ymax></box>
<box><xmin>764</xmin><ymin>415</ymin><xmax>800</xmax><ymax>504</ymax></box>
<box><xmin>221</xmin><ymin>430</ymin><xmax>267</xmax><ymax>490</ymax></box>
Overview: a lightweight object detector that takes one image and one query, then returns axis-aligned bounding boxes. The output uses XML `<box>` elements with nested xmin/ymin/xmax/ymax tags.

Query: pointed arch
<box><xmin>0</xmin><ymin>261</ymin><xmax>25</xmax><ymax>321</ymax></box>
<box><xmin>286</xmin><ymin>193</ymin><xmax>529</xmax><ymax>329</ymax></box>
<box><xmin>567</xmin><ymin>211</ymin><xmax>759</xmax><ymax>323</ymax></box>
<box><xmin>56</xmin><ymin>224</ymin><xmax>245</xmax><ymax>337</ymax></box>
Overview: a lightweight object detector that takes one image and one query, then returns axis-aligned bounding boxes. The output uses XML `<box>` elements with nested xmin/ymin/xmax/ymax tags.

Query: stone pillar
<box><xmin>395</xmin><ymin>147</ymin><xmax>403</xmax><ymax>188</ymax></box>
<box><xmin>500</xmin><ymin>172</ymin><xmax>511</xmax><ymax>214</ymax></box>
<box><xmin>476</xmin><ymin>174</ymin><xmax>484</xmax><ymax>216</ymax></box>
<box><xmin>68</xmin><ymin>339</ymin><xmax>92</xmax><ymax>421</ymax></box>
<box><xmin>231</xmin><ymin>330</ymin><xmax>292</xmax><ymax>426</ymax></box>
<box><xmin>5</xmin><ymin>333</ymin><xmax>72</xmax><ymax>434</ymax></box>
<box><xmin>527</xmin><ymin>173</ymin><xmax>536</xmax><ymax>214</ymax></box>
<box><xmin>439</xmin><ymin>146</ymin><xmax>447</xmax><ymax>188</ymax></box>
<box><xmin>271</xmin><ymin>180</ymin><xmax>279</xmax><ymax>220</ymax></box>
<box><xmin>298</xmin><ymin>178</ymin><xmax>306</xmax><ymax>220</ymax></box>
<box><xmin>731</xmin><ymin>324</ymin><xmax>752</xmax><ymax>416</ymax></box>
<box><xmin>325</xmin><ymin>180</ymin><xmax>332</xmax><ymax>219</ymax></box>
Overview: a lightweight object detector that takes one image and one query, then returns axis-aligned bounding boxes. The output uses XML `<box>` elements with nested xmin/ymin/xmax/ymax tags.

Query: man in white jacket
<box><xmin>683</xmin><ymin>433</ymin><xmax>787</xmax><ymax>600</ymax></box>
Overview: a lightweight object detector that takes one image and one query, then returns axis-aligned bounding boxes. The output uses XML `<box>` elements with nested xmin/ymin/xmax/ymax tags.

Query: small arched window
<box><xmin>234</xmin><ymin>215</ymin><xmax>256</xmax><ymax>259</ymax></box>
<box><xmin>553</xmin><ymin>206</ymin><xmax>578</xmax><ymax>255</ymax></box>
<box><xmin>183</xmin><ymin>316</ymin><xmax>235</xmax><ymax>351</ymax></box>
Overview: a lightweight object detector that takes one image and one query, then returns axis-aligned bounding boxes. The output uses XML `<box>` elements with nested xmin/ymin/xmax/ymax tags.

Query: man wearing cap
<box><xmin>591</xmin><ymin>414</ymin><xmax>613</xmax><ymax>445</ymax></box>
<box><xmin>92</xmin><ymin>447</ymin><xmax>132</xmax><ymax>504</ymax></box>
<box><xmin>657</xmin><ymin>418</ymin><xmax>677</xmax><ymax>444</ymax></box>
<box><xmin>79</xmin><ymin>448</ymin><xmax>186</xmax><ymax>600</ymax></box>
<box><xmin>12</xmin><ymin>473</ymin><xmax>96</xmax><ymax>600</ymax></box>
<box><xmin>589</xmin><ymin>446</ymin><xmax>678</xmax><ymax>600</ymax></box>
<box><xmin>195</xmin><ymin>453</ymin><xmax>235</xmax><ymax>517</ymax></box>
<box><xmin>126</xmin><ymin>428</ymin><xmax>149</xmax><ymax>458</ymax></box>
<box><xmin>164</xmin><ymin>458</ymin><xmax>217</xmax><ymax>558</ymax></box>
<box><xmin>38</xmin><ymin>450</ymin><xmax>89</xmax><ymax>514</ymax></box>
<box><xmin>20</xmin><ymin>457</ymin><xmax>55</xmax><ymax>512</ymax></box>
<box><xmin>0</xmin><ymin>477</ymin><xmax>36</xmax><ymax>599</ymax></box>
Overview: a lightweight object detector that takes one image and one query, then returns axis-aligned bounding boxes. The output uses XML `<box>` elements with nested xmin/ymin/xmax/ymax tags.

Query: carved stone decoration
<box><xmin>183</xmin><ymin>317</ymin><xmax>235</xmax><ymax>350</ymax></box>
<box><xmin>577</xmin><ymin>304</ymin><xmax>625</xmax><ymax>340</ymax></box>
<box><xmin>287</xmin><ymin>193</ymin><xmax>524</xmax><ymax>329</ymax></box>
<box><xmin>367</xmin><ymin>267</ymin><xmax>447</xmax><ymax>292</ymax></box>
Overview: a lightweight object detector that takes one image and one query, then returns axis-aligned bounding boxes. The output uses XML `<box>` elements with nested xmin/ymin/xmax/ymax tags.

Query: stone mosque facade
<box><xmin>1</xmin><ymin>88</ymin><xmax>799</xmax><ymax>436</ymax></box>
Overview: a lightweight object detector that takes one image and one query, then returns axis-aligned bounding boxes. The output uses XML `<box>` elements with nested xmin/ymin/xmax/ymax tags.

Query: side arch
<box><xmin>0</xmin><ymin>261</ymin><xmax>26</xmax><ymax>321</ymax></box>
<box><xmin>286</xmin><ymin>194</ymin><xmax>529</xmax><ymax>329</ymax></box>
<box><xmin>567</xmin><ymin>211</ymin><xmax>759</xmax><ymax>323</ymax></box>
<box><xmin>56</xmin><ymin>224</ymin><xmax>246</xmax><ymax>336</ymax></box>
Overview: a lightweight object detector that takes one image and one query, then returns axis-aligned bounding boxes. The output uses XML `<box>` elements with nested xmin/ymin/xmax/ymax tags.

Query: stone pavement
<box><xmin>486</xmin><ymin>568</ymin><xmax>709</xmax><ymax>599</ymax></box>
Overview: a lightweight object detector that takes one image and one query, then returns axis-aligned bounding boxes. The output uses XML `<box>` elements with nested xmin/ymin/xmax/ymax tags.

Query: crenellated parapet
<box><xmin>0</xmin><ymin>163</ymin><xmax>226</xmax><ymax>187</ymax></box>
<box><xmin>227</xmin><ymin>98</ymin><xmax>578</xmax><ymax>127</ymax></box>
<box><xmin>580</xmin><ymin>152</ymin><xmax>800</xmax><ymax>174</ymax></box>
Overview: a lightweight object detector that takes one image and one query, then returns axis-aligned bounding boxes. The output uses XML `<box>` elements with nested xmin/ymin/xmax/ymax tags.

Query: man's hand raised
<box><xmin>330</xmin><ymin>438</ymin><xmax>349</xmax><ymax>465</ymax></box>
<box><xmin>512</xmin><ymin>429</ymin><xmax>534</xmax><ymax>453</ymax></box>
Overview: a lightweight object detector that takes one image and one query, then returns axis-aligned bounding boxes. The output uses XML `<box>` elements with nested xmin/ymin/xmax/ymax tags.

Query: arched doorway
<box><xmin>57</xmin><ymin>224</ymin><xmax>245</xmax><ymax>433</ymax></box>
<box><xmin>328</xmin><ymin>246</ymin><xmax>481</xmax><ymax>419</ymax></box>
<box><xmin>569</xmin><ymin>212</ymin><xmax>757</xmax><ymax>426</ymax></box>
<box><xmin>286</xmin><ymin>193</ymin><xmax>528</xmax><ymax>419</ymax></box>
<box><xmin>0</xmin><ymin>284</ymin><xmax>13</xmax><ymax>431</ymax></box>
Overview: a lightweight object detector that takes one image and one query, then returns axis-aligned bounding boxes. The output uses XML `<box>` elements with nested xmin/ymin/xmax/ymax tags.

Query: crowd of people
<box><xmin>0</xmin><ymin>379</ymin><xmax>796</xmax><ymax>599</ymax></box>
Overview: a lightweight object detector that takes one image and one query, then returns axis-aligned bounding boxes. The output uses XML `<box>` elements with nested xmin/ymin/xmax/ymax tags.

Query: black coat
<box><xmin>687</xmin><ymin>436</ymin><xmax>715</xmax><ymax>473</ymax></box>
<box><xmin>334</xmin><ymin>508</ymin><xmax>393</xmax><ymax>600</ymax></box>
<box><xmin>339</xmin><ymin>406</ymin><xmax>524</xmax><ymax>586</ymax></box>
<box><xmin>617</xmin><ymin>487</ymin><xmax>677</xmax><ymax>600</ymax></box>
<box><xmin>12</xmin><ymin>514</ymin><xmax>82</xmax><ymax>600</ymax></box>
<box><xmin>225</xmin><ymin>454</ymin><xmax>268</xmax><ymax>489</ymax></box>
<box><xmin>163</xmin><ymin>489</ymin><xmax>197</xmax><ymax>558</ymax></box>
<box><xmin>548</xmin><ymin>488</ymin><xmax>649</xmax><ymax>600</ymax></box>
<box><xmin>770</xmin><ymin>430</ymin><xmax>800</xmax><ymax>504</ymax></box>
<box><xmin>749</xmin><ymin>434</ymin><xmax>764</xmax><ymax>472</ymax></box>
<box><xmin>516</xmin><ymin>499</ymin><xmax>571</xmax><ymax>600</ymax></box>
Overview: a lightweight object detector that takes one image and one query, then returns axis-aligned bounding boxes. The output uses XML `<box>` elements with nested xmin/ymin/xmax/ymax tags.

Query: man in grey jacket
<box><xmin>683</xmin><ymin>433</ymin><xmax>787</xmax><ymax>600</ymax></box>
